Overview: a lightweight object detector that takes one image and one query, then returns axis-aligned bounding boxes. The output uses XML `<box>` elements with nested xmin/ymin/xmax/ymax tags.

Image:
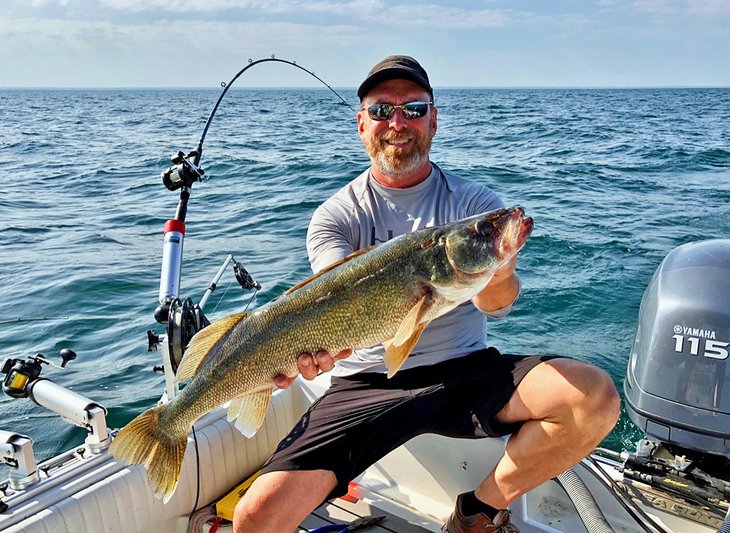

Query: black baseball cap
<box><xmin>357</xmin><ymin>55</ymin><xmax>433</xmax><ymax>101</ymax></box>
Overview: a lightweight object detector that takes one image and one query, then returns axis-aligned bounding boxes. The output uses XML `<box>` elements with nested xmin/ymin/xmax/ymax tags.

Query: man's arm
<box><xmin>471</xmin><ymin>256</ymin><xmax>521</xmax><ymax>316</ymax></box>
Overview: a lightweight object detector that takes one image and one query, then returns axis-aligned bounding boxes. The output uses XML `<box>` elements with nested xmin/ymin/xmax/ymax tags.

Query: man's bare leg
<box><xmin>475</xmin><ymin>359</ymin><xmax>620</xmax><ymax>508</ymax></box>
<box><xmin>233</xmin><ymin>469</ymin><xmax>337</xmax><ymax>533</ymax></box>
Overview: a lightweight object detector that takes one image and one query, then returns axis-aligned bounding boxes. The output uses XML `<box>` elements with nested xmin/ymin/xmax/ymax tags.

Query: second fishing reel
<box><xmin>149</xmin><ymin>296</ymin><xmax>208</xmax><ymax>376</ymax></box>
<box><xmin>161</xmin><ymin>150</ymin><xmax>206</xmax><ymax>191</ymax></box>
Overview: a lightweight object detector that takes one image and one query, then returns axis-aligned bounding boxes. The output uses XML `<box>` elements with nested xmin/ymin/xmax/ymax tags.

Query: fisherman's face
<box><xmin>358</xmin><ymin>79</ymin><xmax>437</xmax><ymax>186</ymax></box>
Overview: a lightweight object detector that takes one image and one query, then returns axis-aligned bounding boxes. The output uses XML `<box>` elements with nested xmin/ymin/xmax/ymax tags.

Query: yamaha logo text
<box><xmin>672</xmin><ymin>325</ymin><xmax>729</xmax><ymax>360</ymax></box>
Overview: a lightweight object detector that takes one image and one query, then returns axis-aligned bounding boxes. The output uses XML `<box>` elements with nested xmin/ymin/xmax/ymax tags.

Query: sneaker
<box><xmin>442</xmin><ymin>493</ymin><xmax>520</xmax><ymax>533</ymax></box>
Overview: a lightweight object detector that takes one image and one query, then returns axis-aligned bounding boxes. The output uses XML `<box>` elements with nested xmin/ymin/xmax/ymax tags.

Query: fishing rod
<box><xmin>200</xmin><ymin>56</ymin><xmax>353</xmax><ymax>151</ymax></box>
<box><xmin>0</xmin><ymin>315</ymin><xmax>124</xmax><ymax>325</ymax></box>
<box><xmin>152</xmin><ymin>55</ymin><xmax>353</xmax><ymax>379</ymax></box>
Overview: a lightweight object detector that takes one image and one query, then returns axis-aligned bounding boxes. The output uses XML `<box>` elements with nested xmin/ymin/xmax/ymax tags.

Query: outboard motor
<box><xmin>623</xmin><ymin>239</ymin><xmax>730</xmax><ymax>528</ymax></box>
<box><xmin>625</xmin><ymin>239</ymin><xmax>730</xmax><ymax>454</ymax></box>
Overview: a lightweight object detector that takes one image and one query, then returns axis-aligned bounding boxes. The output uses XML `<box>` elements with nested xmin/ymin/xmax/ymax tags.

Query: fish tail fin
<box><xmin>109</xmin><ymin>404</ymin><xmax>187</xmax><ymax>503</ymax></box>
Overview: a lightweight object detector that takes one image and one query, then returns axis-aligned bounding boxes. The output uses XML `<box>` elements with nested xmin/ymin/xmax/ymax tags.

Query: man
<box><xmin>233</xmin><ymin>55</ymin><xmax>620</xmax><ymax>533</ymax></box>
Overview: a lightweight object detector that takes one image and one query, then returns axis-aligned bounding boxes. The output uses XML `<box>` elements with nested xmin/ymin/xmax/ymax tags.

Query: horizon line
<box><xmin>1</xmin><ymin>85</ymin><xmax>729</xmax><ymax>91</ymax></box>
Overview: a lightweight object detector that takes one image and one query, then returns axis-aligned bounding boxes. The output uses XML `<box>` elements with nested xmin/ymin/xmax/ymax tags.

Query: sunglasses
<box><xmin>365</xmin><ymin>101</ymin><xmax>433</xmax><ymax>121</ymax></box>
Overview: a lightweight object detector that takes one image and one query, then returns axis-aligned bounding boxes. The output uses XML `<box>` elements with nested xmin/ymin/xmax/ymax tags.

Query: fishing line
<box><xmin>0</xmin><ymin>316</ymin><xmax>70</xmax><ymax>325</ymax></box>
<box><xmin>195</xmin><ymin>55</ymin><xmax>354</xmax><ymax>159</ymax></box>
<box><xmin>206</xmin><ymin>275</ymin><xmax>258</xmax><ymax>316</ymax></box>
<box><xmin>241</xmin><ymin>289</ymin><xmax>258</xmax><ymax>314</ymax></box>
<box><xmin>187</xmin><ymin>425</ymin><xmax>202</xmax><ymax>526</ymax></box>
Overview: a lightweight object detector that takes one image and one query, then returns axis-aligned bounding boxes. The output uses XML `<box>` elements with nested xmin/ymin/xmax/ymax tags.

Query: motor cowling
<box><xmin>625</xmin><ymin>239</ymin><xmax>730</xmax><ymax>457</ymax></box>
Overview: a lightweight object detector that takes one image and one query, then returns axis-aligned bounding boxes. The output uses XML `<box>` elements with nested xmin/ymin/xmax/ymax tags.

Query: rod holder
<box><xmin>27</xmin><ymin>379</ymin><xmax>110</xmax><ymax>453</ymax></box>
<box><xmin>0</xmin><ymin>429</ymin><xmax>40</xmax><ymax>491</ymax></box>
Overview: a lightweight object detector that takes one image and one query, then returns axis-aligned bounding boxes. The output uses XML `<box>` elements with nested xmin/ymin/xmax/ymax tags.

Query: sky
<box><xmin>0</xmin><ymin>0</ymin><xmax>728</xmax><ymax>88</ymax></box>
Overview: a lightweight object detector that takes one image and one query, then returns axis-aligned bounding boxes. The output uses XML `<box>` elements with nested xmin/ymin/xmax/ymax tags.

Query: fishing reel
<box><xmin>234</xmin><ymin>259</ymin><xmax>262</xmax><ymax>291</ymax></box>
<box><xmin>1</xmin><ymin>349</ymin><xmax>110</xmax><ymax>455</ymax></box>
<box><xmin>165</xmin><ymin>297</ymin><xmax>209</xmax><ymax>373</ymax></box>
<box><xmin>1</xmin><ymin>350</ymin><xmax>76</xmax><ymax>399</ymax></box>
<box><xmin>149</xmin><ymin>256</ymin><xmax>259</xmax><ymax>375</ymax></box>
<box><xmin>161</xmin><ymin>150</ymin><xmax>206</xmax><ymax>191</ymax></box>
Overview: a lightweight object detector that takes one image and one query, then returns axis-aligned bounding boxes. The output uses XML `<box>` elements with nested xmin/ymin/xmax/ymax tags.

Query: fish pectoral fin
<box><xmin>384</xmin><ymin>296</ymin><xmax>432</xmax><ymax>378</ymax></box>
<box><xmin>392</xmin><ymin>296</ymin><xmax>429</xmax><ymax>347</ymax></box>
<box><xmin>175</xmin><ymin>312</ymin><xmax>248</xmax><ymax>382</ymax></box>
<box><xmin>227</xmin><ymin>389</ymin><xmax>272</xmax><ymax>438</ymax></box>
<box><xmin>384</xmin><ymin>320</ymin><xmax>429</xmax><ymax>379</ymax></box>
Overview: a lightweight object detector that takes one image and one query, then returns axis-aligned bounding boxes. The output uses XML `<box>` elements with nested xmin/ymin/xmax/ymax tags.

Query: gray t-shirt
<box><xmin>306</xmin><ymin>164</ymin><xmax>509</xmax><ymax>376</ymax></box>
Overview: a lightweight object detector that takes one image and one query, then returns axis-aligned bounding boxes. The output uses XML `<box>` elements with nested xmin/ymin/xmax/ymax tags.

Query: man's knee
<box><xmin>583</xmin><ymin>364</ymin><xmax>619</xmax><ymax>414</ymax></box>
<box><xmin>232</xmin><ymin>469</ymin><xmax>337</xmax><ymax>533</ymax></box>
<box><xmin>534</xmin><ymin>359</ymin><xmax>619</xmax><ymax>431</ymax></box>
<box><xmin>233</xmin><ymin>480</ymin><xmax>269</xmax><ymax>533</ymax></box>
<box><xmin>595</xmin><ymin>367</ymin><xmax>621</xmax><ymax>432</ymax></box>
<box><xmin>561</xmin><ymin>361</ymin><xmax>620</xmax><ymax>437</ymax></box>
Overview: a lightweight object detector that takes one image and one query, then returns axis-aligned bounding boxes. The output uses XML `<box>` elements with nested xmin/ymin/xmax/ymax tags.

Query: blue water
<box><xmin>1</xmin><ymin>86</ymin><xmax>729</xmax><ymax>479</ymax></box>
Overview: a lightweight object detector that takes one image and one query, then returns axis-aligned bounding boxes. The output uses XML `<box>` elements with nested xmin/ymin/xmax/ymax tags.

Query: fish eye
<box><xmin>475</xmin><ymin>220</ymin><xmax>493</xmax><ymax>236</ymax></box>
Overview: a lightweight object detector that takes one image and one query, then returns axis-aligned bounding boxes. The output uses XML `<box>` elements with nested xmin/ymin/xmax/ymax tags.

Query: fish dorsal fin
<box><xmin>175</xmin><ymin>312</ymin><xmax>248</xmax><ymax>382</ymax></box>
<box><xmin>227</xmin><ymin>388</ymin><xmax>272</xmax><ymax>438</ymax></box>
<box><xmin>284</xmin><ymin>246</ymin><xmax>376</xmax><ymax>296</ymax></box>
<box><xmin>384</xmin><ymin>295</ymin><xmax>431</xmax><ymax>378</ymax></box>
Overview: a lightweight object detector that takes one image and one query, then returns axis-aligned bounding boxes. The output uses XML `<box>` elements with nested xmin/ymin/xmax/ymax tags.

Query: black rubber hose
<box><xmin>717</xmin><ymin>507</ymin><xmax>730</xmax><ymax>533</ymax></box>
<box><xmin>583</xmin><ymin>456</ymin><xmax>668</xmax><ymax>533</ymax></box>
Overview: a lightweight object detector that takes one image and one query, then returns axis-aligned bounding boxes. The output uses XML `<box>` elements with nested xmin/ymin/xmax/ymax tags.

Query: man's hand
<box><xmin>472</xmin><ymin>256</ymin><xmax>520</xmax><ymax>313</ymax></box>
<box><xmin>274</xmin><ymin>349</ymin><xmax>353</xmax><ymax>389</ymax></box>
<box><xmin>489</xmin><ymin>255</ymin><xmax>517</xmax><ymax>287</ymax></box>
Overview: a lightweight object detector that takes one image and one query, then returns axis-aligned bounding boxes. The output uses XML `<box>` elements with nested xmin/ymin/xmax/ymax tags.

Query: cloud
<box><xmin>1</xmin><ymin>1</ymin><xmax>727</xmax><ymax>87</ymax></box>
<box><xmin>375</xmin><ymin>4</ymin><xmax>510</xmax><ymax>29</ymax></box>
<box><xmin>630</xmin><ymin>0</ymin><xmax>681</xmax><ymax>13</ymax></box>
<box><xmin>630</xmin><ymin>0</ymin><xmax>730</xmax><ymax>15</ymax></box>
<box><xmin>687</xmin><ymin>0</ymin><xmax>730</xmax><ymax>14</ymax></box>
<box><xmin>99</xmin><ymin>0</ymin><xmax>292</xmax><ymax>12</ymax></box>
<box><xmin>7</xmin><ymin>0</ymin><xmax>513</xmax><ymax>29</ymax></box>
<box><xmin>0</xmin><ymin>15</ymin><xmax>365</xmax><ymax>86</ymax></box>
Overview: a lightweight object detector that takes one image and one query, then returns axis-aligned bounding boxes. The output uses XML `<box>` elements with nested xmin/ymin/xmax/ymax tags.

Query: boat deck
<box><xmin>300</xmin><ymin>496</ymin><xmax>434</xmax><ymax>532</ymax></box>
<box><xmin>201</xmin><ymin>494</ymin><xmax>435</xmax><ymax>532</ymax></box>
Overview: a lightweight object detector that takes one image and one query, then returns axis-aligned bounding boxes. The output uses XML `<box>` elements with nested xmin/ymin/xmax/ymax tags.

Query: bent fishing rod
<box><xmin>149</xmin><ymin>56</ymin><xmax>353</xmax><ymax>518</ymax></box>
<box><xmin>153</xmin><ymin>56</ymin><xmax>353</xmax><ymax>368</ymax></box>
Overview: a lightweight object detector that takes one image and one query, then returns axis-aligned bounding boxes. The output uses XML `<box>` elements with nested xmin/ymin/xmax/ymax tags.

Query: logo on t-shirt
<box><xmin>370</xmin><ymin>227</ymin><xmax>394</xmax><ymax>246</ymax></box>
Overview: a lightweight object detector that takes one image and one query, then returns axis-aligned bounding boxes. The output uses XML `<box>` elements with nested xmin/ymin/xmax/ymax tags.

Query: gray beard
<box><xmin>371</xmin><ymin>149</ymin><xmax>430</xmax><ymax>178</ymax></box>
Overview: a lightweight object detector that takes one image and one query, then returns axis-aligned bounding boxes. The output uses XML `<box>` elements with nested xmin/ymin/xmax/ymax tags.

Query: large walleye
<box><xmin>109</xmin><ymin>206</ymin><xmax>533</xmax><ymax>501</ymax></box>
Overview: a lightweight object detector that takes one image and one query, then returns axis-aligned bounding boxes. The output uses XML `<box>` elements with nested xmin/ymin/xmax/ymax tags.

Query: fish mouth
<box><xmin>444</xmin><ymin>207</ymin><xmax>533</xmax><ymax>278</ymax></box>
<box><xmin>497</xmin><ymin>207</ymin><xmax>533</xmax><ymax>257</ymax></box>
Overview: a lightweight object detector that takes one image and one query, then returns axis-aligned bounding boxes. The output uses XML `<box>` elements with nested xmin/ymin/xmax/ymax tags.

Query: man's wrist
<box><xmin>475</xmin><ymin>272</ymin><xmax>521</xmax><ymax>316</ymax></box>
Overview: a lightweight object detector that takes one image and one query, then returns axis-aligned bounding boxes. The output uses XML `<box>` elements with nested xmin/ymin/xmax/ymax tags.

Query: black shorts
<box><xmin>261</xmin><ymin>347</ymin><xmax>559</xmax><ymax>498</ymax></box>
